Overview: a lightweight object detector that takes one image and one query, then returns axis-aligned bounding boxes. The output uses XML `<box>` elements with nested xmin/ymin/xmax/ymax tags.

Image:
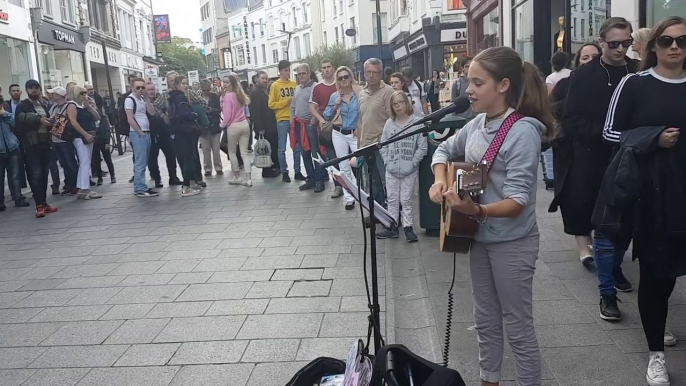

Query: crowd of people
<box><xmin>430</xmin><ymin>15</ymin><xmax>686</xmax><ymax>386</ymax></box>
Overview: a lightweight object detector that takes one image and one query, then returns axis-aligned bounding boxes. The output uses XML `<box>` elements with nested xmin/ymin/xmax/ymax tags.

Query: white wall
<box><xmin>315</xmin><ymin>0</ymin><xmax>389</xmax><ymax>49</ymax></box>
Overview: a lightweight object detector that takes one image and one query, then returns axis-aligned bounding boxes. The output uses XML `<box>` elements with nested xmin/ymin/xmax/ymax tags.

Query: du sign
<box><xmin>440</xmin><ymin>28</ymin><xmax>468</xmax><ymax>43</ymax></box>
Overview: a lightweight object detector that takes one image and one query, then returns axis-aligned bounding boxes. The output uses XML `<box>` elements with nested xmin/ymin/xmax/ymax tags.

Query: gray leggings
<box><xmin>470</xmin><ymin>233</ymin><xmax>541</xmax><ymax>385</ymax></box>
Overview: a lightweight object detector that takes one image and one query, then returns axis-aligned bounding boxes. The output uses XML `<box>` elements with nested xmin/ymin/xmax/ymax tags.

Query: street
<box><xmin>0</xmin><ymin>153</ymin><xmax>683</xmax><ymax>385</ymax></box>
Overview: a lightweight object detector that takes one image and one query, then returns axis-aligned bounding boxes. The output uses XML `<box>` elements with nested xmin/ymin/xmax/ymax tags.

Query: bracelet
<box><xmin>478</xmin><ymin>204</ymin><xmax>489</xmax><ymax>224</ymax></box>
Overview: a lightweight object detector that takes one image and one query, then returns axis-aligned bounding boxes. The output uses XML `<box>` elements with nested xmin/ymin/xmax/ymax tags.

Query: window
<box><xmin>253</xmin><ymin>47</ymin><xmax>258</xmax><ymax>66</ymax></box>
<box><xmin>293</xmin><ymin>7</ymin><xmax>298</xmax><ymax>27</ymax></box>
<box><xmin>323</xmin><ymin>31</ymin><xmax>327</xmax><ymax>46</ymax></box>
<box><xmin>372</xmin><ymin>13</ymin><xmax>388</xmax><ymax>44</ymax></box>
<box><xmin>293</xmin><ymin>36</ymin><xmax>301</xmax><ymax>60</ymax></box>
<box><xmin>350</xmin><ymin>17</ymin><xmax>356</xmax><ymax>44</ymax></box>
<box><xmin>333</xmin><ymin>0</ymin><xmax>337</xmax><ymax>15</ymax></box>
<box><xmin>271</xmin><ymin>43</ymin><xmax>278</xmax><ymax>63</ymax></box>
<box><xmin>235</xmin><ymin>45</ymin><xmax>245</xmax><ymax>66</ymax></box>
<box><xmin>513</xmin><ymin>0</ymin><xmax>534</xmax><ymax>62</ymax></box>
<box><xmin>259</xmin><ymin>18</ymin><xmax>264</xmax><ymax>36</ymax></box>
<box><xmin>281</xmin><ymin>40</ymin><xmax>288</xmax><ymax>60</ymax></box>
<box><xmin>303</xmin><ymin>4</ymin><xmax>308</xmax><ymax>23</ymax></box>
<box><xmin>581</xmin><ymin>0</ymin><xmax>584</xmax><ymax>11</ymax></box>
<box><xmin>201</xmin><ymin>3</ymin><xmax>210</xmax><ymax>20</ymax></box>
<box><xmin>334</xmin><ymin>27</ymin><xmax>339</xmax><ymax>43</ymax></box>
<box><xmin>339</xmin><ymin>0</ymin><xmax>343</xmax><ymax>14</ymax></box>
<box><xmin>303</xmin><ymin>33</ymin><xmax>311</xmax><ymax>56</ymax></box>
<box><xmin>138</xmin><ymin>20</ymin><xmax>144</xmax><ymax>53</ymax></box>
<box><xmin>269</xmin><ymin>15</ymin><xmax>275</xmax><ymax>36</ymax></box>
<box><xmin>341</xmin><ymin>23</ymin><xmax>345</xmax><ymax>46</ymax></box>
<box><xmin>59</xmin><ymin>0</ymin><xmax>75</xmax><ymax>24</ymax></box>
<box><xmin>88</xmin><ymin>0</ymin><xmax>110</xmax><ymax>33</ymax></box>
<box><xmin>320</xmin><ymin>0</ymin><xmax>325</xmax><ymax>21</ymax></box>
<box><xmin>119</xmin><ymin>10</ymin><xmax>135</xmax><ymax>49</ymax></box>
<box><xmin>573</xmin><ymin>17</ymin><xmax>578</xmax><ymax>39</ymax></box>
<box><xmin>581</xmin><ymin>19</ymin><xmax>585</xmax><ymax>39</ymax></box>
<box><xmin>261</xmin><ymin>44</ymin><xmax>267</xmax><ymax>63</ymax></box>
<box><xmin>39</xmin><ymin>0</ymin><xmax>53</xmax><ymax>16</ymax></box>
<box><xmin>251</xmin><ymin>23</ymin><xmax>256</xmax><ymax>39</ymax></box>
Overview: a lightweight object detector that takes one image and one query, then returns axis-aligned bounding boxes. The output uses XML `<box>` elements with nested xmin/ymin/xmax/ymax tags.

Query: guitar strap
<box><xmin>479</xmin><ymin>112</ymin><xmax>524</xmax><ymax>174</ymax></box>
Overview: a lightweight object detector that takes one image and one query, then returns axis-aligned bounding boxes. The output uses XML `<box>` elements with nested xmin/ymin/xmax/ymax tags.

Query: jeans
<box><xmin>293</xmin><ymin>124</ymin><xmax>314</xmax><ymax>182</ymax></box>
<box><xmin>304</xmin><ymin>124</ymin><xmax>328</xmax><ymax>183</ymax></box>
<box><xmin>24</xmin><ymin>144</ymin><xmax>52</xmax><ymax>206</ymax></box>
<box><xmin>53</xmin><ymin>141</ymin><xmax>78</xmax><ymax>191</ymax></box>
<box><xmin>0</xmin><ymin>150</ymin><xmax>22</xmax><ymax>204</ymax></box>
<box><xmin>149</xmin><ymin>133</ymin><xmax>178</xmax><ymax>182</ymax></box>
<box><xmin>277</xmin><ymin>120</ymin><xmax>301</xmax><ymax>174</ymax></box>
<box><xmin>129</xmin><ymin>131</ymin><xmax>151</xmax><ymax>193</ymax></box>
<box><xmin>91</xmin><ymin>142</ymin><xmax>115</xmax><ymax>180</ymax></box>
<box><xmin>49</xmin><ymin>151</ymin><xmax>60</xmax><ymax>189</ymax></box>
<box><xmin>593</xmin><ymin>231</ymin><xmax>627</xmax><ymax>297</ymax></box>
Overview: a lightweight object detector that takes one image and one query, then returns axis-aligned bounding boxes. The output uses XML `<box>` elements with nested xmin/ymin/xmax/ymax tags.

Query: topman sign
<box><xmin>54</xmin><ymin>30</ymin><xmax>76</xmax><ymax>44</ymax></box>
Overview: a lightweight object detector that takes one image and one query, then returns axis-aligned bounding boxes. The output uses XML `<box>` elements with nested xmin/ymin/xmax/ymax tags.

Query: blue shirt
<box><xmin>323</xmin><ymin>92</ymin><xmax>359</xmax><ymax>131</ymax></box>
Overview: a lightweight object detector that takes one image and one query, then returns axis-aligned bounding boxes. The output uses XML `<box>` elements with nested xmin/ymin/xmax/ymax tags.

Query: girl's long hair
<box><xmin>223</xmin><ymin>75</ymin><xmax>251</xmax><ymax>106</ymax></box>
<box><xmin>472</xmin><ymin>46</ymin><xmax>554</xmax><ymax>143</ymax></box>
<box><xmin>640</xmin><ymin>16</ymin><xmax>686</xmax><ymax>71</ymax></box>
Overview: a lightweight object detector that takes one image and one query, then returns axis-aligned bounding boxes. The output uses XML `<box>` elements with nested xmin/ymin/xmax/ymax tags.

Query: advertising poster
<box><xmin>154</xmin><ymin>14</ymin><xmax>171</xmax><ymax>43</ymax></box>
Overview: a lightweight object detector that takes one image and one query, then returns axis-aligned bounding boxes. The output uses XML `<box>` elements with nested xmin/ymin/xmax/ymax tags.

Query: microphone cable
<box><xmin>442</xmin><ymin>252</ymin><xmax>457</xmax><ymax>367</ymax></box>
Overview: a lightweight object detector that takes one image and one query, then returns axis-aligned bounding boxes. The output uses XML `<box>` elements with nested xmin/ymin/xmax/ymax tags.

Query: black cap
<box><xmin>25</xmin><ymin>79</ymin><xmax>41</xmax><ymax>89</ymax></box>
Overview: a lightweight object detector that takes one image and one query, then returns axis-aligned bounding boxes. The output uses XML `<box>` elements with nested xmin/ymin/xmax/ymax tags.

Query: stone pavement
<box><xmin>387</xmin><ymin>176</ymin><xmax>686</xmax><ymax>386</ymax></box>
<box><xmin>0</xmin><ymin>151</ymin><xmax>385</xmax><ymax>386</ymax></box>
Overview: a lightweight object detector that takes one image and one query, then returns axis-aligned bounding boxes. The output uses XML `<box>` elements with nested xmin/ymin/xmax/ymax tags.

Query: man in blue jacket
<box><xmin>0</xmin><ymin>97</ymin><xmax>29</xmax><ymax>211</ymax></box>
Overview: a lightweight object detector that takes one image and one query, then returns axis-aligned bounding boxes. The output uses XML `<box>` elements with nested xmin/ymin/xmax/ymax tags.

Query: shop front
<box><xmin>511</xmin><ymin>0</ymin><xmax>610</xmax><ymax>74</ymax></box>
<box><xmin>0</xmin><ymin>0</ymin><xmax>35</xmax><ymax>89</ymax></box>
<box><xmin>120</xmin><ymin>51</ymin><xmax>145</xmax><ymax>91</ymax></box>
<box><xmin>353</xmin><ymin>45</ymin><xmax>392</xmax><ymax>81</ymax></box>
<box><xmin>35</xmin><ymin>21</ymin><xmax>89</xmax><ymax>88</ymax></box>
<box><xmin>86</xmin><ymin>41</ymin><xmax>122</xmax><ymax>95</ymax></box>
<box><xmin>466</xmin><ymin>0</ymin><xmax>502</xmax><ymax>54</ymax></box>
<box><xmin>390</xmin><ymin>21</ymin><xmax>468</xmax><ymax>80</ymax></box>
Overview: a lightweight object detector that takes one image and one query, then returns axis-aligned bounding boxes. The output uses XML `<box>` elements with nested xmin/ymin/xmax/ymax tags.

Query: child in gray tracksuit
<box><xmin>377</xmin><ymin>91</ymin><xmax>428</xmax><ymax>242</ymax></box>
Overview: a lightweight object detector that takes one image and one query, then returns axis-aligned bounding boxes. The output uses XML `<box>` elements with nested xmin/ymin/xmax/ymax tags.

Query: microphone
<box><xmin>414</xmin><ymin>96</ymin><xmax>471</xmax><ymax>126</ymax></box>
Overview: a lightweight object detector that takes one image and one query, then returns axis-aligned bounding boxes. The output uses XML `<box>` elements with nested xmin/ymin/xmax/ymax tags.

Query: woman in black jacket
<box><xmin>600</xmin><ymin>16</ymin><xmax>686</xmax><ymax>386</ymax></box>
<box><xmin>169</xmin><ymin>76</ymin><xmax>202</xmax><ymax>197</ymax></box>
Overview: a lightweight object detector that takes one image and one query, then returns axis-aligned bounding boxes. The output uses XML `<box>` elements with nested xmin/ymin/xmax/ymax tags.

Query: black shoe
<box><xmin>299</xmin><ymin>181</ymin><xmax>316</xmax><ymax>191</ymax></box>
<box><xmin>614</xmin><ymin>269</ymin><xmax>633</xmax><ymax>293</ymax></box>
<box><xmin>599</xmin><ymin>295</ymin><xmax>622</xmax><ymax>321</ymax></box>
<box><xmin>282</xmin><ymin>173</ymin><xmax>291</xmax><ymax>183</ymax></box>
<box><xmin>19</xmin><ymin>194</ymin><xmax>26</xmax><ymax>200</ymax></box>
<box><xmin>89</xmin><ymin>180</ymin><xmax>96</xmax><ymax>187</ymax></box>
<box><xmin>377</xmin><ymin>227</ymin><xmax>399</xmax><ymax>239</ymax></box>
<box><xmin>128</xmin><ymin>176</ymin><xmax>134</xmax><ymax>183</ymax></box>
<box><xmin>204</xmin><ymin>171</ymin><xmax>212</xmax><ymax>177</ymax></box>
<box><xmin>15</xmin><ymin>199</ymin><xmax>30</xmax><ymax>208</ymax></box>
<box><xmin>0</xmin><ymin>203</ymin><xmax>6</xmax><ymax>212</ymax></box>
<box><xmin>295</xmin><ymin>172</ymin><xmax>306</xmax><ymax>181</ymax></box>
<box><xmin>52</xmin><ymin>185</ymin><xmax>60</xmax><ymax>195</ymax></box>
<box><xmin>345</xmin><ymin>201</ymin><xmax>355</xmax><ymax>210</ymax></box>
<box><xmin>197</xmin><ymin>181</ymin><xmax>207</xmax><ymax>188</ymax></box>
<box><xmin>111</xmin><ymin>177</ymin><xmax>117</xmax><ymax>183</ymax></box>
<box><xmin>314</xmin><ymin>183</ymin><xmax>325</xmax><ymax>193</ymax></box>
<box><xmin>96</xmin><ymin>178</ymin><xmax>103</xmax><ymax>186</ymax></box>
<box><xmin>169</xmin><ymin>178</ymin><xmax>183</xmax><ymax>186</ymax></box>
<box><xmin>404</xmin><ymin>226</ymin><xmax>419</xmax><ymax>243</ymax></box>
<box><xmin>155</xmin><ymin>180</ymin><xmax>164</xmax><ymax>188</ymax></box>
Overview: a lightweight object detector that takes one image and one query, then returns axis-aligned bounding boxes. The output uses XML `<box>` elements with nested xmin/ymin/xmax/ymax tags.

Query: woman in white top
<box><xmin>545</xmin><ymin>51</ymin><xmax>572</xmax><ymax>94</ymax></box>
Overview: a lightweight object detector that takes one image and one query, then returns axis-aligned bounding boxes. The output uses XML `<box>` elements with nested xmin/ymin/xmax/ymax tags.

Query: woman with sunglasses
<box><xmin>323</xmin><ymin>66</ymin><xmax>361</xmax><ymax>210</ymax></box>
<box><xmin>66</xmin><ymin>85</ymin><xmax>102</xmax><ymax>200</ymax></box>
<box><xmin>601</xmin><ymin>16</ymin><xmax>686</xmax><ymax>386</ymax></box>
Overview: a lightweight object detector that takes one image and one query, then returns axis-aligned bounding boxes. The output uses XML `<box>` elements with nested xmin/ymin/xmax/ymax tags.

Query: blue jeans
<box><xmin>304</xmin><ymin>124</ymin><xmax>328</xmax><ymax>183</ymax></box>
<box><xmin>593</xmin><ymin>231</ymin><xmax>627</xmax><ymax>297</ymax></box>
<box><xmin>129</xmin><ymin>131</ymin><xmax>151</xmax><ymax>193</ymax></box>
<box><xmin>0</xmin><ymin>149</ymin><xmax>22</xmax><ymax>204</ymax></box>
<box><xmin>277</xmin><ymin>120</ymin><xmax>301</xmax><ymax>174</ymax></box>
<box><xmin>53</xmin><ymin>141</ymin><xmax>78</xmax><ymax>191</ymax></box>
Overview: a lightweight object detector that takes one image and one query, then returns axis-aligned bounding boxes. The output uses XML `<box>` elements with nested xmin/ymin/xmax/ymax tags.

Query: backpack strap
<box><xmin>480</xmin><ymin>112</ymin><xmax>524</xmax><ymax>174</ymax></box>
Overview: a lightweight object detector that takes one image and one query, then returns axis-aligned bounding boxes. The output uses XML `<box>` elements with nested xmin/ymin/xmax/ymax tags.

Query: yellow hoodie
<box><xmin>268</xmin><ymin>78</ymin><xmax>297</xmax><ymax>122</ymax></box>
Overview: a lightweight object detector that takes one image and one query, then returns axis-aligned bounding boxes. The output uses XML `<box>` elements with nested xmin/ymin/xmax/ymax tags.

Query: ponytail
<box><xmin>517</xmin><ymin>62</ymin><xmax>554</xmax><ymax>144</ymax></box>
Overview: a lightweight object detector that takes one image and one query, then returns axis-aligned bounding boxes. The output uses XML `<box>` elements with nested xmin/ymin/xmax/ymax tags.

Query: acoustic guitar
<box><xmin>439</xmin><ymin>161</ymin><xmax>488</xmax><ymax>253</ymax></box>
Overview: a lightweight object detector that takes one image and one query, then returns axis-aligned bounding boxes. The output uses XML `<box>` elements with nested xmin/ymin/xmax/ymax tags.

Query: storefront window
<box><xmin>0</xmin><ymin>37</ymin><xmax>32</xmax><ymax>90</ymax></box>
<box><xmin>443</xmin><ymin>44</ymin><xmax>468</xmax><ymax>74</ymax></box>
<box><xmin>513</xmin><ymin>0</ymin><xmax>534</xmax><ymax>62</ymax></box>
<box><xmin>38</xmin><ymin>45</ymin><xmax>86</xmax><ymax>88</ymax></box>
<box><xmin>649</xmin><ymin>0</ymin><xmax>686</xmax><ymax>26</ymax></box>
<box><xmin>570</xmin><ymin>0</ymin><xmax>608</xmax><ymax>52</ymax></box>
<box><xmin>476</xmin><ymin>7</ymin><xmax>500</xmax><ymax>51</ymax></box>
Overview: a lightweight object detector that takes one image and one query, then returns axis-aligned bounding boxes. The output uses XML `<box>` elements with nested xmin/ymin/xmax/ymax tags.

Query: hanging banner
<box><xmin>154</xmin><ymin>14</ymin><xmax>171</xmax><ymax>43</ymax></box>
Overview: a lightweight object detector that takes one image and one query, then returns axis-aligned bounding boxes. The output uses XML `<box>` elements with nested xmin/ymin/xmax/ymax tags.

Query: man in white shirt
<box><xmin>125</xmin><ymin>77</ymin><xmax>157</xmax><ymax>197</ymax></box>
<box><xmin>402</xmin><ymin>67</ymin><xmax>429</xmax><ymax>116</ymax></box>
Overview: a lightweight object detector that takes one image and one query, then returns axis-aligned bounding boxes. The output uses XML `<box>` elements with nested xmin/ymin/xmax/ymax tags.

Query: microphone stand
<box><xmin>321</xmin><ymin>121</ymin><xmax>437</xmax><ymax>354</ymax></box>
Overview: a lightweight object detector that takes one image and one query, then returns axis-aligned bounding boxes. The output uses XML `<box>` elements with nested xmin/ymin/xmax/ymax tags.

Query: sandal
<box><xmin>86</xmin><ymin>191</ymin><xmax>103</xmax><ymax>200</ymax></box>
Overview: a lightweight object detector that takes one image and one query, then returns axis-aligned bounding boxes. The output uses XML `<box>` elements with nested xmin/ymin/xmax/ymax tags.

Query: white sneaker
<box><xmin>181</xmin><ymin>187</ymin><xmax>201</xmax><ymax>197</ymax></box>
<box><xmin>664</xmin><ymin>331</ymin><xmax>677</xmax><ymax>347</ymax></box>
<box><xmin>580</xmin><ymin>254</ymin><xmax>594</xmax><ymax>266</ymax></box>
<box><xmin>646</xmin><ymin>352</ymin><xmax>670</xmax><ymax>386</ymax></box>
<box><xmin>228</xmin><ymin>178</ymin><xmax>242</xmax><ymax>185</ymax></box>
<box><xmin>242</xmin><ymin>179</ymin><xmax>252</xmax><ymax>187</ymax></box>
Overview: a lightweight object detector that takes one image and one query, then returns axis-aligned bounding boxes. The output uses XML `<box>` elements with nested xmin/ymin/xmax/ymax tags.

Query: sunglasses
<box><xmin>605</xmin><ymin>38</ymin><xmax>633</xmax><ymax>49</ymax></box>
<box><xmin>337</xmin><ymin>75</ymin><xmax>351</xmax><ymax>81</ymax></box>
<box><xmin>135</xmin><ymin>86</ymin><xmax>145</xmax><ymax>90</ymax></box>
<box><xmin>79</xmin><ymin>92</ymin><xmax>87</xmax><ymax>95</ymax></box>
<box><xmin>392</xmin><ymin>101</ymin><xmax>406</xmax><ymax>107</ymax></box>
<box><xmin>656</xmin><ymin>35</ymin><xmax>686</xmax><ymax>49</ymax></box>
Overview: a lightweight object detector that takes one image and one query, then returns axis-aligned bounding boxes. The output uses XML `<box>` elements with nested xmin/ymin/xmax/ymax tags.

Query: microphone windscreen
<box><xmin>452</xmin><ymin>96</ymin><xmax>471</xmax><ymax>114</ymax></box>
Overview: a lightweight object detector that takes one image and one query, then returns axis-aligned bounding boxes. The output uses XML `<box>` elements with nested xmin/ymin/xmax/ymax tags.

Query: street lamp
<box><xmin>279</xmin><ymin>23</ymin><xmax>294</xmax><ymax>60</ymax></box>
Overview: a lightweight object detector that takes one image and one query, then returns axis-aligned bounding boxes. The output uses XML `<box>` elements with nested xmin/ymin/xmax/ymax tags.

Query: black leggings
<box><xmin>174</xmin><ymin>133</ymin><xmax>200</xmax><ymax>187</ymax></box>
<box><xmin>91</xmin><ymin>142</ymin><xmax>115</xmax><ymax>179</ymax></box>
<box><xmin>638</xmin><ymin>267</ymin><xmax>676</xmax><ymax>352</ymax></box>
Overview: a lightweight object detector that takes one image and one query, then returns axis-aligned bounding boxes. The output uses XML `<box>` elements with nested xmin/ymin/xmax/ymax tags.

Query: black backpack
<box><xmin>285</xmin><ymin>357</ymin><xmax>346</xmax><ymax>386</ymax></box>
<box><xmin>371</xmin><ymin>344</ymin><xmax>466</xmax><ymax>386</ymax></box>
<box><xmin>115</xmin><ymin>95</ymin><xmax>136</xmax><ymax>136</ymax></box>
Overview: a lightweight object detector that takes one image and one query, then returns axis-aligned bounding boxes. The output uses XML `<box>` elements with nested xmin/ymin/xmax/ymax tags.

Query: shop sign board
<box><xmin>440</xmin><ymin>28</ymin><xmax>468</xmax><ymax>43</ymax></box>
<box><xmin>407</xmin><ymin>34</ymin><xmax>427</xmax><ymax>53</ymax></box>
<box><xmin>188</xmin><ymin>70</ymin><xmax>200</xmax><ymax>84</ymax></box>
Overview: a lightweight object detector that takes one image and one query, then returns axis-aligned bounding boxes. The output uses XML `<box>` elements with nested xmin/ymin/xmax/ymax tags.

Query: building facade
<box><xmin>0</xmin><ymin>0</ymin><xmax>38</xmax><ymax>91</ymax></box>
<box><xmin>116</xmin><ymin>0</ymin><xmax>154</xmax><ymax>87</ymax></box>
<box><xmin>201</xmin><ymin>0</ymin><xmax>225</xmax><ymax>79</ymax></box>
<box><xmin>83</xmin><ymin>0</ymin><xmax>122</xmax><ymax>96</ymax></box>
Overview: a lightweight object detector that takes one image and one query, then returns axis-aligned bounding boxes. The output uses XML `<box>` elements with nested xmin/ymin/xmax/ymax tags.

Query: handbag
<box><xmin>440</xmin><ymin>112</ymin><xmax>524</xmax><ymax>253</ymax></box>
<box><xmin>50</xmin><ymin>102</ymin><xmax>75</xmax><ymax>142</ymax></box>
<box><xmin>253</xmin><ymin>134</ymin><xmax>274</xmax><ymax>168</ymax></box>
<box><xmin>319</xmin><ymin>108</ymin><xmax>341</xmax><ymax>148</ymax></box>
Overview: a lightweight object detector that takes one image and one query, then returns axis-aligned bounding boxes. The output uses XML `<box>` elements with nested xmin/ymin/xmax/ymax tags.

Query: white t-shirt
<box><xmin>406</xmin><ymin>81</ymin><xmax>425</xmax><ymax>116</ymax></box>
<box><xmin>124</xmin><ymin>94</ymin><xmax>150</xmax><ymax>132</ymax></box>
<box><xmin>545</xmin><ymin>68</ymin><xmax>572</xmax><ymax>88</ymax></box>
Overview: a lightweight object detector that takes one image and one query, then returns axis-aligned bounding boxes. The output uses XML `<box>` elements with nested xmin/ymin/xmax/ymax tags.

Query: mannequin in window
<box><xmin>553</xmin><ymin>16</ymin><xmax>568</xmax><ymax>52</ymax></box>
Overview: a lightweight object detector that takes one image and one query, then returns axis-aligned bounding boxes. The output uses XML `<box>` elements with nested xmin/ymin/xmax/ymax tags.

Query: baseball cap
<box><xmin>47</xmin><ymin>87</ymin><xmax>67</xmax><ymax>97</ymax></box>
<box><xmin>25</xmin><ymin>79</ymin><xmax>41</xmax><ymax>89</ymax></box>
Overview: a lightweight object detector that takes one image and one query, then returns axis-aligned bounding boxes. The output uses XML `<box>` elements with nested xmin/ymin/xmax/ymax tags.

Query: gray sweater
<box><xmin>431</xmin><ymin>110</ymin><xmax>545</xmax><ymax>243</ymax></box>
<box><xmin>379</xmin><ymin>115</ymin><xmax>428</xmax><ymax>178</ymax></box>
<box><xmin>290</xmin><ymin>80</ymin><xmax>316</xmax><ymax>121</ymax></box>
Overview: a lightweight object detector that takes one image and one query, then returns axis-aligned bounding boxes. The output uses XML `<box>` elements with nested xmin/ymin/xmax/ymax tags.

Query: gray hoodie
<box><xmin>379</xmin><ymin>115</ymin><xmax>428</xmax><ymax>178</ymax></box>
<box><xmin>431</xmin><ymin>109</ymin><xmax>545</xmax><ymax>243</ymax></box>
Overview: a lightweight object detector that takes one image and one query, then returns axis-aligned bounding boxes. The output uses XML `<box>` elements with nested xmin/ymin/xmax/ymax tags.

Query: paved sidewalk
<box><xmin>386</xmin><ymin>176</ymin><xmax>686</xmax><ymax>386</ymax></box>
<box><xmin>0</xmin><ymin>154</ymin><xmax>382</xmax><ymax>386</ymax></box>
